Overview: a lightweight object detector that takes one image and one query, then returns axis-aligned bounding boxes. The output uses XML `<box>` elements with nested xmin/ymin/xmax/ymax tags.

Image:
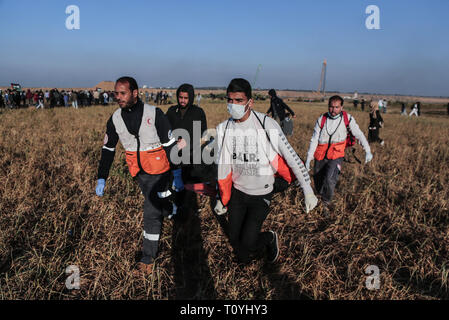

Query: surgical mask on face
<box><xmin>227</xmin><ymin>101</ymin><xmax>249</xmax><ymax>120</ymax></box>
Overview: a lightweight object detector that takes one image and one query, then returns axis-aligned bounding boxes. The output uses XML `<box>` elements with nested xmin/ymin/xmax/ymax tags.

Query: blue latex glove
<box><xmin>96</xmin><ymin>179</ymin><xmax>106</xmax><ymax>196</ymax></box>
<box><xmin>172</xmin><ymin>169</ymin><xmax>184</xmax><ymax>192</ymax></box>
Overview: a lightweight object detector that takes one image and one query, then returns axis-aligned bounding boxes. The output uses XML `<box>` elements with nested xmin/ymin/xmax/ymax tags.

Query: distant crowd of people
<box><xmin>0</xmin><ymin>88</ymin><xmax>176</xmax><ymax>110</ymax></box>
<box><xmin>352</xmin><ymin>97</ymin><xmax>421</xmax><ymax>115</ymax></box>
<box><xmin>351</xmin><ymin>97</ymin><xmax>449</xmax><ymax>117</ymax></box>
<box><xmin>0</xmin><ymin>88</ymin><xmax>117</xmax><ymax>109</ymax></box>
<box><xmin>140</xmin><ymin>90</ymin><xmax>173</xmax><ymax>105</ymax></box>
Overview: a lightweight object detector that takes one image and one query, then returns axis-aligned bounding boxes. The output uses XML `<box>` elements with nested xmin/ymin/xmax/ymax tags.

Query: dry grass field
<box><xmin>0</xmin><ymin>100</ymin><xmax>448</xmax><ymax>300</ymax></box>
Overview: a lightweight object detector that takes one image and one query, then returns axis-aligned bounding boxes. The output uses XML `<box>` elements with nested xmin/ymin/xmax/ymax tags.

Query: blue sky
<box><xmin>1</xmin><ymin>0</ymin><xmax>448</xmax><ymax>96</ymax></box>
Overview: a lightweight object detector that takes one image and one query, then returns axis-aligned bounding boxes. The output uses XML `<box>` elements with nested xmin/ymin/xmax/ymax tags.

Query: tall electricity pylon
<box><xmin>317</xmin><ymin>59</ymin><xmax>327</xmax><ymax>96</ymax></box>
<box><xmin>253</xmin><ymin>64</ymin><xmax>262</xmax><ymax>89</ymax></box>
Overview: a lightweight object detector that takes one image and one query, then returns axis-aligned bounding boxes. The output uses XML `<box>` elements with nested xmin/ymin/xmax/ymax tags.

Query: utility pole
<box><xmin>318</xmin><ymin>59</ymin><xmax>327</xmax><ymax>96</ymax></box>
<box><xmin>253</xmin><ymin>64</ymin><xmax>262</xmax><ymax>89</ymax></box>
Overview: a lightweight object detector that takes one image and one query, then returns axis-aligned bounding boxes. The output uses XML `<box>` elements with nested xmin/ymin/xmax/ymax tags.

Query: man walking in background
<box><xmin>360</xmin><ymin>98</ymin><xmax>366</xmax><ymax>112</ymax></box>
<box><xmin>71</xmin><ymin>91</ymin><xmax>78</xmax><ymax>109</ymax></box>
<box><xmin>95</xmin><ymin>76</ymin><xmax>183</xmax><ymax>275</ymax></box>
<box><xmin>36</xmin><ymin>91</ymin><xmax>44</xmax><ymax>109</ymax></box>
<box><xmin>4</xmin><ymin>91</ymin><xmax>10</xmax><ymax>108</ymax></box>
<box><xmin>401</xmin><ymin>102</ymin><xmax>408</xmax><ymax>116</ymax></box>
<box><xmin>103</xmin><ymin>91</ymin><xmax>109</xmax><ymax>105</ymax></box>
<box><xmin>63</xmin><ymin>91</ymin><xmax>69</xmax><ymax>107</ymax></box>
<box><xmin>378</xmin><ymin>98</ymin><xmax>384</xmax><ymax>113</ymax></box>
<box><xmin>410</xmin><ymin>102</ymin><xmax>419</xmax><ymax>117</ymax></box>
<box><xmin>26</xmin><ymin>89</ymin><xmax>33</xmax><ymax>106</ymax></box>
<box><xmin>305</xmin><ymin>95</ymin><xmax>372</xmax><ymax>210</ymax></box>
<box><xmin>266</xmin><ymin>89</ymin><xmax>296</xmax><ymax>136</ymax></box>
<box><xmin>0</xmin><ymin>90</ymin><xmax>4</xmax><ymax>108</ymax></box>
<box><xmin>93</xmin><ymin>90</ymin><xmax>100</xmax><ymax>105</ymax></box>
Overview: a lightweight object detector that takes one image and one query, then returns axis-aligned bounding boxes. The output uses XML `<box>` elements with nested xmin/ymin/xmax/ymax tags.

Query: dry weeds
<box><xmin>0</xmin><ymin>101</ymin><xmax>448</xmax><ymax>300</ymax></box>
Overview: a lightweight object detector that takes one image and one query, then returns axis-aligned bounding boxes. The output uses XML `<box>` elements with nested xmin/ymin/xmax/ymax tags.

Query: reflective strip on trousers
<box><xmin>143</xmin><ymin>231</ymin><xmax>160</xmax><ymax>241</ymax></box>
<box><xmin>102</xmin><ymin>146</ymin><xmax>115</xmax><ymax>152</ymax></box>
<box><xmin>158</xmin><ymin>190</ymin><xmax>172</xmax><ymax>199</ymax></box>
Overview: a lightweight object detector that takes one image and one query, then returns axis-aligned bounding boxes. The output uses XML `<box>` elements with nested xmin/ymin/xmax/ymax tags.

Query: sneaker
<box><xmin>267</xmin><ymin>230</ymin><xmax>279</xmax><ymax>263</ymax></box>
<box><xmin>134</xmin><ymin>262</ymin><xmax>154</xmax><ymax>276</ymax></box>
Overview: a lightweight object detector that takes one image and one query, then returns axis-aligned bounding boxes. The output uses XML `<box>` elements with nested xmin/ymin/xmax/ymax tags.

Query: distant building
<box><xmin>93</xmin><ymin>81</ymin><xmax>115</xmax><ymax>91</ymax></box>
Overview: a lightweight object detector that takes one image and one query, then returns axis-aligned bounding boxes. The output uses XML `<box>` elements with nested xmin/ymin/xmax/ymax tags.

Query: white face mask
<box><xmin>227</xmin><ymin>101</ymin><xmax>250</xmax><ymax>120</ymax></box>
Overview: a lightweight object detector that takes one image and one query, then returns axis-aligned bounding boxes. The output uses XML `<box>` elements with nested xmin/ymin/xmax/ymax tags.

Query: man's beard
<box><xmin>125</xmin><ymin>99</ymin><xmax>134</xmax><ymax>108</ymax></box>
<box><xmin>121</xmin><ymin>97</ymin><xmax>136</xmax><ymax>108</ymax></box>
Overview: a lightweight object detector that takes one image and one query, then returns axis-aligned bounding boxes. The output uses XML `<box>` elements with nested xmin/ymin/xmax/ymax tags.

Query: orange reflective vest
<box><xmin>112</xmin><ymin>104</ymin><xmax>170</xmax><ymax>177</ymax></box>
<box><xmin>314</xmin><ymin>111</ymin><xmax>354</xmax><ymax>161</ymax></box>
<box><xmin>314</xmin><ymin>140</ymin><xmax>346</xmax><ymax>161</ymax></box>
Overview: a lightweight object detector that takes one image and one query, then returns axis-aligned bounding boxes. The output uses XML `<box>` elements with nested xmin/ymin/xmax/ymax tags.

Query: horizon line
<box><xmin>1</xmin><ymin>83</ymin><xmax>448</xmax><ymax>100</ymax></box>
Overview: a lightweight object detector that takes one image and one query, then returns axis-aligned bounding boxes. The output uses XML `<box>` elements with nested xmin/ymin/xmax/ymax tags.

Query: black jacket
<box><xmin>267</xmin><ymin>96</ymin><xmax>295</xmax><ymax>121</ymax></box>
<box><xmin>369</xmin><ymin>110</ymin><xmax>383</xmax><ymax>128</ymax></box>
<box><xmin>167</xmin><ymin>83</ymin><xmax>207</xmax><ymax>153</ymax></box>
<box><xmin>166</xmin><ymin>104</ymin><xmax>207</xmax><ymax>158</ymax></box>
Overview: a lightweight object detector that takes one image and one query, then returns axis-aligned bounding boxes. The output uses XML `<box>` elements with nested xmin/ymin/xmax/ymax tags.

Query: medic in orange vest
<box><xmin>95</xmin><ymin>77</ymin><xmax>184</xmax><ymax>275</ymax></box>
<box><xmin>305</xmin><ymin>95</ymin><xmax>373</xmax><ymax>207</ymax></box>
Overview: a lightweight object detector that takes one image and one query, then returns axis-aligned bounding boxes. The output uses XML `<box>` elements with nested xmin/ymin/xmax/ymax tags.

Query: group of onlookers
<box><xmin>351</xmin><ymin>97</ymin><xmax>428</xmax><ymax>117</ymax></box>
<box><xmin>0</xmin><ymin>88</ymin><xmax>178</xmax><ymax>110</ymax></box>
<box><xmin>141</xmin><ymin>90</ymin><xmax>173</xmax><ymax>105</ymax></box>
<box><xmin>0</xmin><ymin>88</ymin><xmax>115</xmax><ymax>109</ymax></box>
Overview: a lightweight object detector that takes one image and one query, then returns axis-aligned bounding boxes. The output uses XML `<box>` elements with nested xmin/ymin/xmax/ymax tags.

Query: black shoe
<box><xmin>267</xmin><ymin>230</ymin><xmax>279</xmax><ymax>263</ymax></box>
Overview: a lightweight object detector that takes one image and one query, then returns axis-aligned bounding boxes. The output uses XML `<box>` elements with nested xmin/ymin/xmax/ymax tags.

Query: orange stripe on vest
<box><xmin>314</xmin><ymin>140</ymin><xmax>346</xmax><ymax>161</ymax></box>
<box><xmin>125</xmin><ymin>146</ymin><xmax>170</xmax><ymax>177</ymax></box>
<box><xmin>271</xmin><ymin>154</ymin><xmax>294</xmax><ymax>183</ymax></box>
<box><xmin>218</xmin><ymin>172</ymin><xmax>233</xmax><ymax>206</ymax></box>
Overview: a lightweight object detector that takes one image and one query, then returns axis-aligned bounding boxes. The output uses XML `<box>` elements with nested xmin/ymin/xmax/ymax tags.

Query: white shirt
<box><xmin>217</xmin><ymin>111</ymin><xmax>313</xmax><ymax>196</ymax></box>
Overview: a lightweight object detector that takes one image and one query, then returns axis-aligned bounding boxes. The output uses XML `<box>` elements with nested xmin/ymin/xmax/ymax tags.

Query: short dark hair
<box><xmin>268</xmin><ymin>89</ymin><xmax>276</xmax><ymax>97</ymax></box>
<box><xmin>227</xmin><ymin>78</ymin><xmax>252</xmax><ymax>100</ymax></box>
<box><xmin>328</xmin><ymin>95</ymin><xmax>344</xmax><ymax>107</ymax></box>
<box><xmin>116</xmin><ymin>76</ymin><xmax>138</xmax><ymax>92</ymax></box>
